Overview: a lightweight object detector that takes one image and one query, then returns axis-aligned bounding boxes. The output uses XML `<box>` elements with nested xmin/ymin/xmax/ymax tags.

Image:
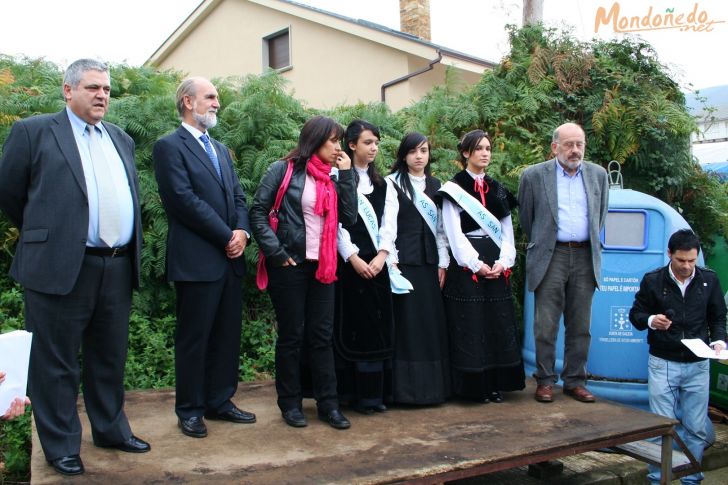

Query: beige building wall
<box><xmin>154</xmin><ymin>0</ymin><xmax>486</xmax><ymax>110</ymax></box>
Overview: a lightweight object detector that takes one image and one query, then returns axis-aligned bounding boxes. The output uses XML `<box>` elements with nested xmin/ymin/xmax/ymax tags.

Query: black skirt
<box><xmin>391</xmin><ymin>263</ymin><xmax>450</xmax><ymax>404</ymax></box>
<box><xmin>334</xmin><ymin>254</ymin><xmax>394</xmax><ymax>406</ymax></box>
<box><xmin>443</xmin><ymin>236</ymin><xmax>525</xmax><ymax>399</ymax></box>
<box><xmin>334</xmin><ymin>255</ymin><xmax>394</xmax><ymax>360</ymax></box>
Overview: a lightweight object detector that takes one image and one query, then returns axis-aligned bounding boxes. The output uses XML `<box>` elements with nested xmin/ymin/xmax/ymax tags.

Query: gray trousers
<box><xmin>25</xmin><ymin>253</ymin><xmax>133</xmax><ymax>461</ymax></box>
<box><xmin>533</xmin><ymin>246</ymin><xmax>596</xmax><ymax>389</ymax></box>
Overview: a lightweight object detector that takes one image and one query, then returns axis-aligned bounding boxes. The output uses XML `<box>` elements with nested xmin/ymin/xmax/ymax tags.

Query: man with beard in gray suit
<box><xmin>518</xmin><ymin>122</ymin><xmax>609</xmax><ymax>404</ymax></box>
<box><xmin>0</xmin><ymin>59</ymin><xmax>149</xmax><ymax>476</ymax></box>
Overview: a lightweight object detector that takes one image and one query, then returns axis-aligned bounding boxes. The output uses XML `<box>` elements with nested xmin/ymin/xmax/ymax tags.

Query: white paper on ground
<box><xmin>0</xmin><ymin>330</ymin><xmax>32</xmax><ymax>413</ymax></box>
<box><xmin>681</xmin><ymin>338</ymin><xmax>728</xmax><ymax>359</ymax></box>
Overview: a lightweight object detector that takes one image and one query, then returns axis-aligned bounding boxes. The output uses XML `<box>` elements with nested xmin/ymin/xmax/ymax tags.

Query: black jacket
<box><xmin>629</xmin><ymin>265</ymin><xmax>727</xmax><ymax>362</ymax></box>
<box><xmin>250</xmin><ymin>160</ymin><xmax>357</xmax><ymax>266</ymax></box>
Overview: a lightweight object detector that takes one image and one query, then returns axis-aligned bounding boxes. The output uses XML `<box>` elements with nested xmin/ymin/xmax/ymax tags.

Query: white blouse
<box><xmin>441</xmin><ymin>169</ymin><xmax>516</xmax><ymax>272</ymax></box>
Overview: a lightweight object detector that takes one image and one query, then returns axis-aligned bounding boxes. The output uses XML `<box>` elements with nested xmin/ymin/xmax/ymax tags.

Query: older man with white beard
<box><xmin>153</xmin><ymin>77</ymin><xmax>254</xmax><ymax>438</ymax></box>
<box><xmin>518</xmin><ymin>122</ymin><xmax>609</xmax><ymax>404</ymax></box>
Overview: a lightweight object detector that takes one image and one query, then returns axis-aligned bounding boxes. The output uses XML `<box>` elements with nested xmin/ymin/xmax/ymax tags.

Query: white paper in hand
<box><xmin>681</xmin><ymin>338</ymin><xmax>728</xmax><ymax>359</ymax></box>
<box><xmin>0</xmin><ymin>330</ymin><xmax>32</xmax><ymax>414</ymax></box>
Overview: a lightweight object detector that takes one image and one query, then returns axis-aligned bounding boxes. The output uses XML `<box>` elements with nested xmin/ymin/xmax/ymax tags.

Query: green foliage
<box><xmin>463</xmin><ymin>25</ymin><xmax>723</xmax><ymax>245</ymax></box>
<box><xmin>0</xmin><ymin>284</ymin><xmax>23</xmax><ymax>332</ymax></box>
<box><xmin>239</xmin><ymin>295</ymin><xmax>277</xmax><ymax>381</ymax></box>
<box><xmin>124</xmin><ymin>314</ymin><xmax>177</xmax><ymax>389</ymax></box>
<box><xmin>0</xmin><ymin>55</ymin><xmax>65</xmax><ymax>140</ymax></box>
<box><xmin>0</xmin><ymin>409</ymin><xmax>32</xmax><ymax>481</ymax></box>
<box><xmin>397</xmin><ymin>67</ymin><xmax>478</xmax><ymax>181</ymax></box>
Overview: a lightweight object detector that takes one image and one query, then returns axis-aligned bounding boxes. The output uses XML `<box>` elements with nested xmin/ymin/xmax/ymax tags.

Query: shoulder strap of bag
<box><xmin>257</xmin><ymin>160</ymin><xmax>295</xmax><ymax>291</ymax></box>
<box><xmin>271</xmin><ymin>160</ymin><xmax>294</xmax><ymax>215</ymax></box>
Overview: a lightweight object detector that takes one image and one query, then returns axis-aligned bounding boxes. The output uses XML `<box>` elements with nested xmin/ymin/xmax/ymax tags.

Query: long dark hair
<box><xmin>286</xmin><ymin>115</ymin><xmax>344</xmax><ymax>168</ymax></box>
<box><xmin>457</xmin><ymin>129</ymin><xmax>492</xmax><ymax>168</ymax></box>
<box><xmin>344</xmin><ymin>119</ymin><xmax>383</xmax><ymax>187</ymax></box>
<box><xmin>389</xmin><ymin>132</ymin><xmax>431</xmax><ymax>200</ymax></box>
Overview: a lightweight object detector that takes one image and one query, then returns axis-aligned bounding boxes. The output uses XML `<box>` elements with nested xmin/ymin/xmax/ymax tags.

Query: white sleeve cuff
<box><xmin>341</xmin><ymin>245</ymin><xmax>359</xmax><ymax>262</ymax></box>
<box><xmin>438</xmin><ymin>246</ymin><xmax>450</xmax><ymax>269</ymax></box>
<box><xmin>468</xmin><ymin>258</ymin><xmax>483</xmax><ymax>273</ymax></box>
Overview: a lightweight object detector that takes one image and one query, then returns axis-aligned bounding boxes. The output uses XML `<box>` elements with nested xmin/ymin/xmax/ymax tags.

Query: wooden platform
<box><xmin>31</xmin><ymin>379</ymin><xmax>677</xmax><ymax>484</ymax></box>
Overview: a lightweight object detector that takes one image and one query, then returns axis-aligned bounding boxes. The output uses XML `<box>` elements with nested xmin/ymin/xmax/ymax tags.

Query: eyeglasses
<box><xmin>558</xmin><ymin>141</ymin><xmax>585</xmax><ymax>149</ymax></box>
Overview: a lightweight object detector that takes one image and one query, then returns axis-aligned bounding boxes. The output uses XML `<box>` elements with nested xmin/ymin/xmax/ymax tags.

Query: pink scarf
<box><xmin>306</xmin><ymin>154</ymin><xmax>338</xmax><ymax>283</ymax></box>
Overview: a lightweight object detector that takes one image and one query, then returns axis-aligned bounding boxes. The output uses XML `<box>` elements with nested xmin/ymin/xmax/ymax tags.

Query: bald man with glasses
<box><xmin>518</xmin><ymin>122</ymin><xmax>609</xmax><ymax>404</ymax></box>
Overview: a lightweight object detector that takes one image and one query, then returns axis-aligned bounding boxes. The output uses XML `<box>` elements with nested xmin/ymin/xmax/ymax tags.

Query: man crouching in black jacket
<box><xmin>630</xmin><ymin>229</ymin><xmax>727</xmax><ymax>485</ymax></box>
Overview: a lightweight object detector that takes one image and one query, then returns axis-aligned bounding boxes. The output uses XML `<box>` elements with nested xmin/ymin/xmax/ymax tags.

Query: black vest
<box><xmin>343</xmin><ymin>182</ymin><xmax>387</xmax><ymax>259</ymax></box>
<box><xmin>448</xmin><ymin>170</ymin><xmax>517</xmax><ymax>234</ymax></box>
<box><xmin>394</xmin><ymin>176</ymin><xmax>441</xmax><ymax>266</ymax></box>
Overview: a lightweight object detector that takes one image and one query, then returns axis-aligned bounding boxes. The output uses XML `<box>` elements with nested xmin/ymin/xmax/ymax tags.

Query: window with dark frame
<box><xmin>266</xmin><ymin>29</ymin><xmax>290</xmax><ymax>70</ymax></box>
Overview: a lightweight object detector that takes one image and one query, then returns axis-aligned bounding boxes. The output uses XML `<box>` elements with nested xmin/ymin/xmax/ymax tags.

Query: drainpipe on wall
<box><xmin>380</xmin><ymin>50</ymin><xmax>443</xmax><ymax>104</ymax></box>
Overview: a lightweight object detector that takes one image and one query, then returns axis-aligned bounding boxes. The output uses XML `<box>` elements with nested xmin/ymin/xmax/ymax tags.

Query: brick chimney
<box><xmin>399</xmin><ymin>0</ymin><xmax>431</xmax><ymax>41</ymax></box>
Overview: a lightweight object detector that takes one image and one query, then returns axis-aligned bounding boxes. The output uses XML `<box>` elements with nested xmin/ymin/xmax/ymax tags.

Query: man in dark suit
<box><xmin>0</xmin><ymin>59</ymin><xmax>150</xmax><ymax>476</ymax></box>
<box><xmin>518</xmin><ymin>122</ymin><xmax>609</xmax><ymax>404</ymax></box>
<box><xmin>153</xmin><ymin>77</ymin><xmax>255</xmax><ymax>439</ymax></box>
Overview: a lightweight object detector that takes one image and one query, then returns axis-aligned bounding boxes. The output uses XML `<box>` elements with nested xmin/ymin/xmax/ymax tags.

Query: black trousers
<box><xmin>174</xmin><ymin>264</ymin><xmax>243</xmax><ymax>419</ymax></box>
<box><xmin>25</xmin><ymin>253</ymin><xmax>133</xmax><ymax>461</ymax></box>
<box><xmin>267</xmin><ymin>262</ymin><xmax>338</xmax><ymax>413</ymax></box>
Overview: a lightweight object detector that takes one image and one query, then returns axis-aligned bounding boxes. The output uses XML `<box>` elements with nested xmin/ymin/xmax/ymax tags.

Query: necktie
<box><xmin>473</xmin><ymin>176</ymin><xmax>488</xmax><ymax>207</ymax></box>
<box><xmin>199</xmin><ymin>134</ymin><xmax>222</xmax><ymax>179</ymax></box>
<box><xmin>87</xmin><ymin>124</ymin><xmax>121</xmax><ymax>247</ymax></box>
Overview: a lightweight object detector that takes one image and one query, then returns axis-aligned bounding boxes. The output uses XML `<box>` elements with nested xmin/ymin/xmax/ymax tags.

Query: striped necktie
<box><xmin>200</xmin><ymin>133</ymin><xmax>222</xmax><ymax>179</ymax></box>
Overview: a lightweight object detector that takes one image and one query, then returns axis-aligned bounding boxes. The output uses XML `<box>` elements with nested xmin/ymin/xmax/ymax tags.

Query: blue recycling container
<box><xmin>522</xmin><ymin>187</ymin><xmax>702</xmax><ymax>410</ymax></box>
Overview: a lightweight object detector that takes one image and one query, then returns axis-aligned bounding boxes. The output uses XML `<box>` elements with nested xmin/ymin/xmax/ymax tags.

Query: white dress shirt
<box><xmin>67</xmin><ymin>107</ymin><xmax>134</xmax><ymax>248</ymax></box>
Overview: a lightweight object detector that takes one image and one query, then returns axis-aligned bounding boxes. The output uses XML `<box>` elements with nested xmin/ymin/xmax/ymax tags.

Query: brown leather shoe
<box><xmin>534</xmin><ymin>385</ymin><xmax>553</xmax><ymax>403</ymax></box>
<box><xmin>564</xmin><ymin>385</ymin><xmax>596</xmax><ymax>403</ymax></box>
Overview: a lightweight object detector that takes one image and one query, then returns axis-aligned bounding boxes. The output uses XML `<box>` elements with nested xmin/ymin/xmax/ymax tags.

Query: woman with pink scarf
<box><xmin>251</xmin><ymin>116</ymin><xmax>357</xmax><ymax>429</ymax></box>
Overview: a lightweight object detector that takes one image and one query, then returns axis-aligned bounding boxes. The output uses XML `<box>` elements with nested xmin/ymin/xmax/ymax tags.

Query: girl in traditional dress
<box><xmin>386</xmin><ymin>132</ymin><xmax>450</xmax><ymax>404</ymax></box>
<box><xmin>438</xmin><ymin>129</ymin><xmax>525</xmax><ymax>403</ymax></box>
<box><xmin>334</xmin><ymin>120</ymin><xmax>396</xmax><ymax>414</ymax></box>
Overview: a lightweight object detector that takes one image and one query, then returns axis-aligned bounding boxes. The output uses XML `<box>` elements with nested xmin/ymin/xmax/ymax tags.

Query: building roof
<box><xmin>686</xmin><ymin>85</ymin><xmax>728</xmax><ymax>120</ymax></box>
<box><xmin>279</xmin><ymin>0</ymin><xmax>496</xmax><ymax>66</ymax></box>
<box><xmin>146</xmin><ymin>0</ymin><xmax>496</xmax><ymax>72</ymax></box>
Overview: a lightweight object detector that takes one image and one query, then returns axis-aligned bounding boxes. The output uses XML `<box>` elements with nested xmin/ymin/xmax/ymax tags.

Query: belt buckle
<box><xmin>111</xmin><ymin>247</ymin><xmax>120</xmax><ymax>257</ymax></box>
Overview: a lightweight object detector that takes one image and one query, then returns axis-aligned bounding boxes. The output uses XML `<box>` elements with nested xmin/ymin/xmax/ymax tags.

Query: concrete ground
<box><xmin>30</xmin><ymin>380</ymin><xmax>728</xmax><ymax>484</ymax></box>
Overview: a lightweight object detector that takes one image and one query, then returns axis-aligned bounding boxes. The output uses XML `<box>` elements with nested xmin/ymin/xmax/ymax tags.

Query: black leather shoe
<box><xmin>178</xmin><ymin>416</ymin><xmax>207</xmax><ymax>438</ymax></box>
<box><xmin>372</xmin><ymin>403</ymin><xmax>387</xmax><ymax>413</ymax></box>
<box><xmin>489</xmin><ymin>391</ymin><xmax>504</xmax><ymax>403</ymax></box>
<box><xmin>353</xmin><ymin>405</ymin><xmax>374</xmax><ymax>415</ymax></box>
<box><xmin>205</xmin><ymin>406</ymin><xmax>256</xmax><ymax>424</ymax></box>
<box><xmin>282</xmin><ymin>408</ymin><xmax>307</xmax><ymax>427</ymax></box>
<box><xmin>317</xmin><ymin>409</ymin><xmax>351</xmax><ymax>430</ymax></box>
<box><xmin>99</xmin><ymin>435</ymin><xmax>151</xmax><ymax>453</ymax></box>
<box><xmin>48</xmin><ymin>455</ymin><xmax>84</xmax><ymax>476</ymax></box>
